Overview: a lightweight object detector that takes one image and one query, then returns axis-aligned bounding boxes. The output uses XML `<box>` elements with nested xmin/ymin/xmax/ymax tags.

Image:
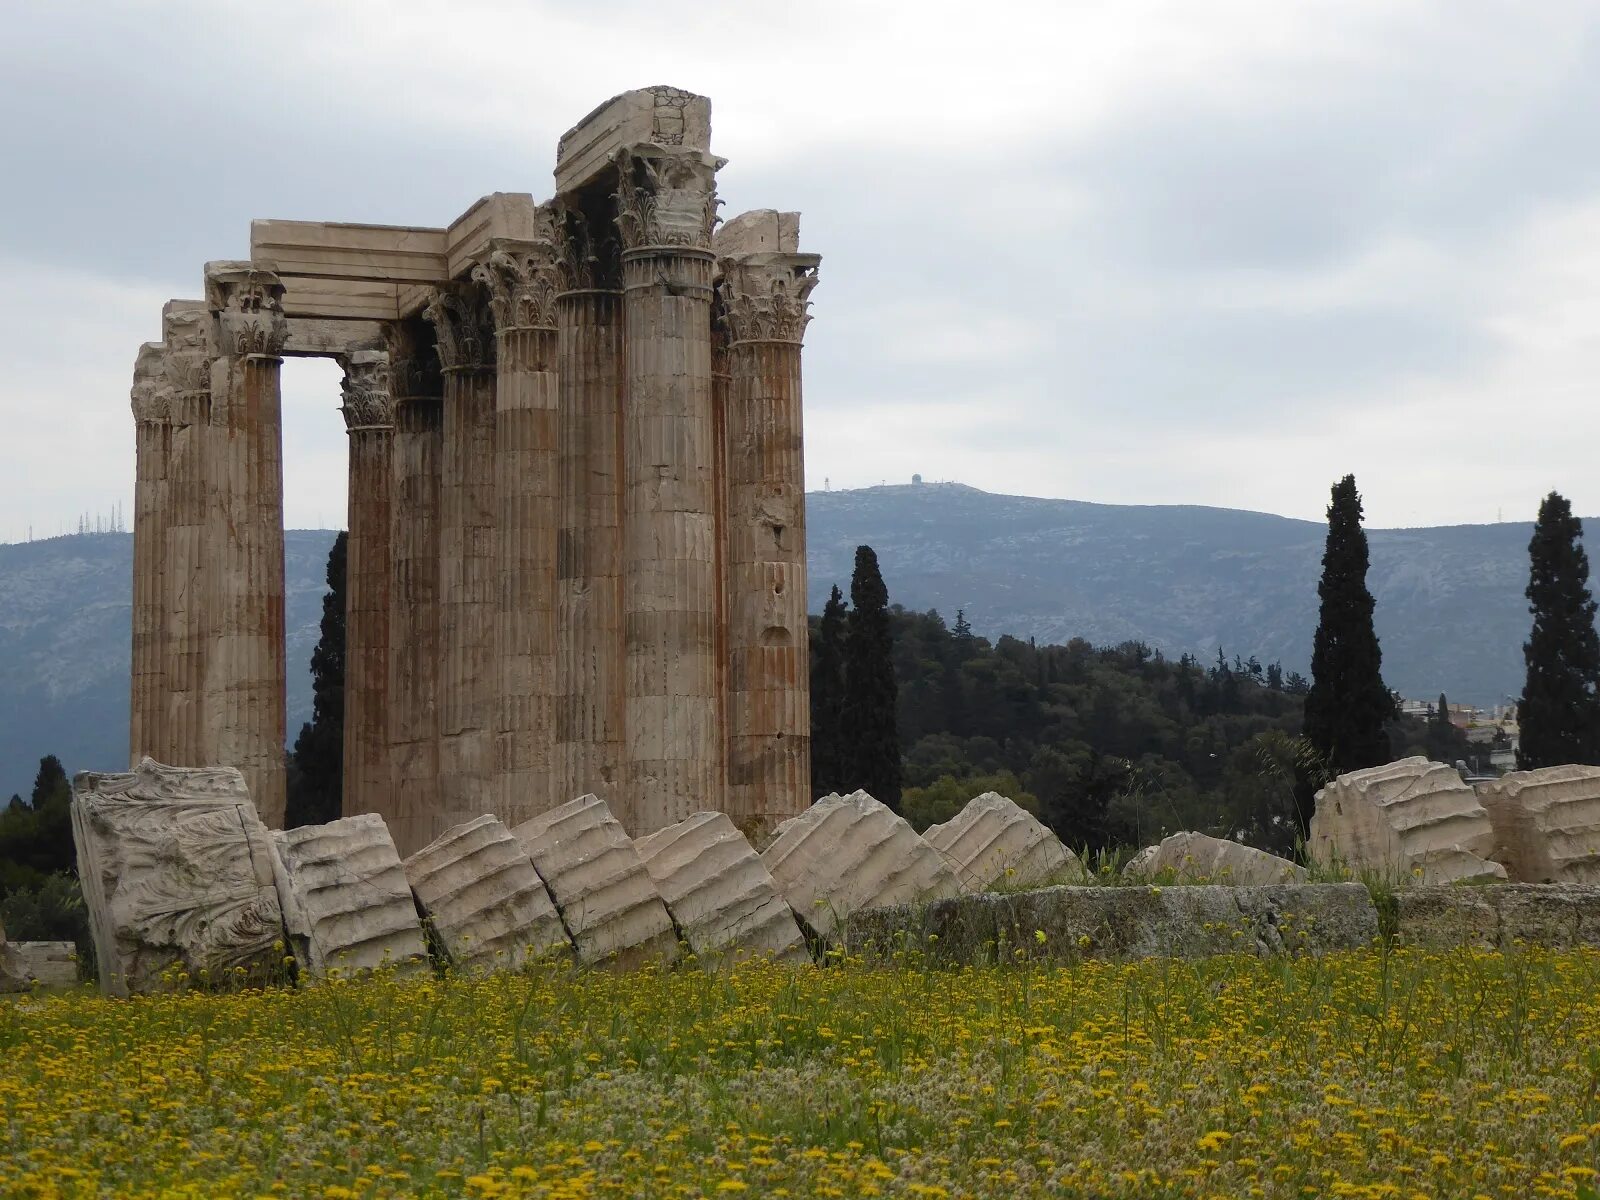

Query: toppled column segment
<box><xmin>923</xmin><ymin>792</ymin><xmax>1083</xmax><ymax>891</ymax></box>
<box><xmin>271</xmin><ymin>814</ymin><xmax>428</xmax><ymax>977</ymax></box>
<box><xmin>512</xmin><ymin>794</ymin><xmax>679</xmax><ymax>969</ymax></box>
<box><xmin>71</xmin><ymin>759</ymin><xmax>286</xmax><ymax>996</ymax></box>
<box><xmin>1478</xmin><ymin>765</ymin><xmax>1600</xmax><ymax>883</ymax></box>
<box><xmin>762</xmin><ymin>791</ymin><xmax>962</xmax><ymax>940</ymax></box>
<box><xmin>636</xmin><ymin>811</ymin><xmax>808</xmax><ymax>963</ymax></box>
<box><xmin>1122</xmin><ymin>831</ymin><xmax>1306</xmax><ymax>886</ymax></box>
<box><xmin>406</xmin><ymin>814</ymin><xmax>571</xmax><ymax>971</ymax></box>
<box><xmin>1310</xmin><ymin>757</ymin><xmax>1506</xmax><ymax>884</ymax></box>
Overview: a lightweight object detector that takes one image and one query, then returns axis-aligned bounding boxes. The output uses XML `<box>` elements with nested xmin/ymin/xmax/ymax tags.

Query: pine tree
<box><xmin>809</xmin><ymin>584</ymin><xmax>848</xmax><ymax>798</ymax></box>
<box><xmin>1517</xmin><ymin>491</ymin><xmax>1600</xmax><ymax>768</ymax></box>
<box><xmin>285</xmin><ymin>532</ymin><xmax>347</xmax><ymax>828</ymax></box>
<box><xmin>841</xmin><ymin>545</ymin><xmax>902</xmax><ymax>811</ymax></box>
<box><xmin>1304</xmin><ymin>475</ymin><xmax>1394</xmax><ymax>788</ymax></box>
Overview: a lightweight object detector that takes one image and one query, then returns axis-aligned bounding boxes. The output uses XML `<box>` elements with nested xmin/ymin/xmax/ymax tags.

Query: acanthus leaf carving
<box><xmin>204</xmin><ymin>263</ymin><xmax>287</xmax><ymax>358</ymax></box>
<box><xmin>162</xmin><ymin>305</ymin><xmax>212</xmax><ymax>398</ymax></box>
<box><xmin>556</xmin><ymin>206</ymin><xmax>621</xmax><ymax>292</ymax></box>
<box><xmin>130</xmin><ymin>343</ymin><xmax>173</xmax><ymax>425</ymax></box>
<box><xmin>422</xmin><ymin>283</ymin><xmax>497</xmax><ymax>373</ymax></box>
<box><xmin>472</xmin><ymin>219</ymin><xmax>562</xmax><ymax>331</ymax></box>
<box><xmin>340</xmin><ymin>350</ymin><xmax>394</xmax><ymax>431</ymax></box>
<box><xmin>717</xmin><ymin>256</ymin><xmax>820</xmax><ymax>345</ymax></box>
<box><xmin>613</xmin><ymin>147</ymin><xmax>723</xmax><ymax>252</ymax></box>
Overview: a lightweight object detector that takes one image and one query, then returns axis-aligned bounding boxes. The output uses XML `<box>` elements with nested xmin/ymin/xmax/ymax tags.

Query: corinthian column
<box><xmin>160</xmin><ymin>302</ymin><xmax>214</xmax><ymax>771</ymax></box>
<box><xmin>129</xmin><ymin>343</ymin><xmax>172</xmax><ymax>766</ymax></box>
<box><xmin>340</xmin><ymin>350</ymin><xmax>393</xmax><ymax>822</ymax></box>
<box><xmin>554</xmin><ymin>207</ymin><xmax>625</xmax><ymax>814</ymax></box>
<box><xmin>717</xmin><ymin>250</ymin><xmax>820</xmax><ymax>837</ymax></box>
<box><xmin>385</xmin><ymin>321</ymin><xmax>443</xmax><ymax>857</ymax></box>
<box><xmin>614</xmin><ymin>145</ymin><xmax>724</xmax><ymax>833</ymax></box>
<box><xmin>424</xmin><ymin>283</ymin><xmax>497</xmax><ymax>833</ymax></box>
<box><xmin>204</xmin><ymin>263</ymin><xmax>288</xmax><ymax>826</ymax></box>
<box><xmin>473</xmin><ymin>220</ymin><xmax>561</xmax><ymax>825</ymax></box>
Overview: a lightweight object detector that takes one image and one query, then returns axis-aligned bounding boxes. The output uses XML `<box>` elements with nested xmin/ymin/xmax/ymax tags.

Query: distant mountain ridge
<box><xmin>0</xmin><ymin>483</ymin><xmax>1573</xmax><ymax>795</ymax></box>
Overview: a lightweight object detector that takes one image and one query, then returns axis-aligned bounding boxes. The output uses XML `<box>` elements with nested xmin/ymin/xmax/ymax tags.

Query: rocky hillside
<box><xmin>0</xmin><ymin>483</ymin><xmax>1568</xmax><ymax>795</ymax></box>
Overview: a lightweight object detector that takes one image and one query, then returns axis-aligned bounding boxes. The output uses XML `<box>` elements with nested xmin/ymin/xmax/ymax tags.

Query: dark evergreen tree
<box><xmin>841</xmin><ymin>545</ymin><xmax>902</xmax><ymax>810</ymax></box>
<box><xmin>1434</xmin><ymin>693</ymin><xmax>1451</xmax><ymax>731</ymax></box>
<box><xmin>0</xmin><ymin>755</ymin><xmax>75</xmax><ymax>895</ymax></box>
<box><xmin>285</xmin><ymin>532</ymin><xmax>347</xmax><ymax>828</ymax></box>
<box><xmin>1518</xmin><ymin>491</ymin><xmax>1600</xmax><ymax>768</ymax></box>
<box><xmin>1265</xmin><ymin>661</ymin><xmax>1284</xmax><ymax>691</ymax></box>
<box><xmin>1303</xmin><ymin>475</ymin><xmax>1394</xmax><ymax>800</ymax></box>
<box><xmin>809</xmin><ymin>584</ymin><xmax>848</xmax><ymax>798</ymax></box>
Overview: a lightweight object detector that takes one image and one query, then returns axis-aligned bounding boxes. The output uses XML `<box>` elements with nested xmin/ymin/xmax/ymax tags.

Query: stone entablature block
<box><xmin>556</xmin><ymin>86</ymin><xmax>712</xmax><ymax>196</ymax></box>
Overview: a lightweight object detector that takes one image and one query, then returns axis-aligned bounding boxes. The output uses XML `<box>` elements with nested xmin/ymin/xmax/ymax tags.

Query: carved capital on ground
<box><xmin>717</xmin><ymin>254</ymin><xmax>821</xmax><ymax>344</ymax></box>
<box><xmin>340</xmin><ymin>350</ymin><xmax>394</xmax><ymax>431</ymax></box>
<box><xmin>161</xmin><ymin>303</ymin><xmax>212</xmax><ymax>396</ymax></box>
<box><xmin>556</xmin><ymin>205</ymin><xmax>621</xmax><ymax>292</ymax></box>
<box><xmin>204</xmin><ymin>262</ymin><xmax>287</xmax><ymax>358</ymax></box>
<box><xmin>613</xmin><ymin>146</ymin><xmax>723</xmax><ymax>252</ymax></box>
<box><xmin>472</xmin><ymin>219</ymin><xmax>562</xmax><ymax>331</ymax></box>
<box><xmin>130</xmin><ymin>343</ymin><xmax>172</xmax><ymax>425</ymax></box>
<box><xmin>422</xmin><ymin>283</ymin><xmax>496</xmax><ymax>373</ymax></box>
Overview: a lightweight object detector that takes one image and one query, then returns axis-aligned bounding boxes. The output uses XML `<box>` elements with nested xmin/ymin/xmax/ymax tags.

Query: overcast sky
<box><xmin>3</xmin><ymin>0</ymin><xmax>1597</xmax><ymax>540</ymax></box>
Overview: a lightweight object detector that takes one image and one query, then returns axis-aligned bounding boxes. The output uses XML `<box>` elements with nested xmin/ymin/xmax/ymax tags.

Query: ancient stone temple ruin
<box><xmin>127</xmin><ymin>87</ymin><xmax>819</xmax><ymax>855</ymax></box>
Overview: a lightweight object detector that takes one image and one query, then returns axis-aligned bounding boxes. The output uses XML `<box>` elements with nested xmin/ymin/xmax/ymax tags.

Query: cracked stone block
<box><xmin>71</xmin><ymin>759</ymin><xmax>287</xmax><ymax>996</ymax></box>
<box><xmin>1478</xmin><ymin>766</ymin><xmax>1600</xmax><ymax>883</ymax></box>
<box><xmin>761</xmin><ymin>790</ymin><xmax>963</xmax><ymax>940</ymax></box>
<box><xmin>512</xmin><ymin>795</ymin><xmax>678</xmax><ymax>970</ymax></box>
<box><xmin>1122</xmin><ymin>831</ymin><xmax>1306</xmax><ymax>886</ymax></box>
<box><xmin>1394</xmin><ymin>887</ymin><xmax>1500</xmax><ymax>949</ymax></box>
<box><xmin>922</xmin><ymin>792</ymin><xmax>1083</xmax><ymax>891</ymax></box>
<box><xmin>1310</xmin><ymin>757</ymin><xmax>1506</xmax><ymax>884</ymax></box>
<box><xmin>1</xmin><ymin>941</ymin><xmax>78</xmax><ymax>992</ymax></box>
<box><xmin>271</xmin><ymin>814</ymin><xmax>428</xmax><ymax>977</ymax></box>
<box><xmin>405</xmin><ymin>815</ymin><xmax>571</xmax><ymax>972</ymax></box>
<box><xmin>636</xmin><ymin>811</ymin><xmax>808</xmax><ymax>964</ymax></box>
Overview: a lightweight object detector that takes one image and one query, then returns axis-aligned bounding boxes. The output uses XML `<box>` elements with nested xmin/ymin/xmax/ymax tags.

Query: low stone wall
<box><xmin>1394</xmin><ymin>883</ymin><xmax>1600</xmax><ymax>950</ymax></box>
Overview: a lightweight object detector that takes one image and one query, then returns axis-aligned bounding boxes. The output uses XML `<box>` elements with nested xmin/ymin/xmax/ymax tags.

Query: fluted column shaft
<box><xmin>477</xmin><ymin>231</ymin><xmax>561</xmax><ymax>824</ymax></box>
<box><xmin>386</xmin><ymin>326</ymin><xmax>444</xmax><ymax>858</ymax></box>
<box><xmin>160</xmin><ymin>302</ymin><xmax>213</xmax><ymax>769</ymax></box>
<box><xmin>425</xmin><ymin>285</ymin><xmax>498</xmax><ymax>833</ymax></box>
<box><xmin>718</xmin><ymin>254</ymin><xmax>819</xmax><ymax>836</ymax></box>
<box><xmin>129</xmin><ymin>344</ymin><xmax>171</xmax><ymax>765</ymax></box>
<box><xmin>555</xmin><ymin>279</ymin><xmax>625</xmax><ymax>814</ymax></box>
<box><xmin>615</xmin><ymin>146</ymin><xmax>724</xmax><ymax>833</ymax></box>
<box><xmin>340</xmin><ymin>351</ymin><xmax>393</xmax><ymax>823</ymax></box>
<box><xmin>204</xmin><ymin>263</ymin><xmax>288</xmax><ymax>826</ymax></box>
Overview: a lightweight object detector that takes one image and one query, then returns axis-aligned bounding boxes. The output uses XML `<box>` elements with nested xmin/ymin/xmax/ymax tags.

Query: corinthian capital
<box><xmin>555</xmin><ymin>205</ymin><xmax>621</xmax><ymax>292</ymax></box>
<box><xmin>472</xmin><ymin>216</ymin><xmax>561</xmax><ymax>331</ymax></box>
<box><xmin>613</xmin><ymin>146</ymin><xmax>723</xmax><ymax>252</ymax></box>
<box><xmin>204</xmin><ymin>262</ymin><xmax>288</xmax><ymax>358</ymax></box>
<box><xmin>717</xmin><ymin>254</ymin><xmax>821</xmax><ymax>344</ymax></box>
<box><xmin>161</xmin><ymin>302</ymin><xmax>212</xmax><ymax>396</ymax></box>
<box><xmin>130</xmin><ymin>343</ymin><xmax>172</xmax><ymax>425</ymax></box>
<box><xmin>422</xmin><ymin>282</ymin><xmax>496</xmax><ymax>373</ymax></box>
<box><xmin>340</xmin><ymin>350</ymin><xmax>394</xmax><ymax>431</ymax></box>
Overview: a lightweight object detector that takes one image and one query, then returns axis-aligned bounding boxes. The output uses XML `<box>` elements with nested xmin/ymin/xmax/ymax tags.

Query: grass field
<box><xmin>4</xmin><ymin>946</ymin><xmax>1600</xmax><ymax>1198</ymax></box>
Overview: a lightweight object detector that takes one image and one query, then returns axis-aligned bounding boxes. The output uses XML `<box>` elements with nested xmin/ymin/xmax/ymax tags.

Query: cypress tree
<box><xmin>1517</xmin><ymin>491</ymin><xmax>1600</xmax><ymax>768</ymax></box>
<box><xmin>285</xmin><ymin>532</ymin><xmax>347</xmax><ymax>828</ymax></box>
<box><xmin>1304</xmin><ymin>475</ymin><xmax>1394</xmax><ymax>781</ymax></box>
<box><xmin>841</xmin><ymin>545</ymin><xmax>902</xmax><ymax>811</ymax></box>
<box><xmin>809</xmin><ymin>584</ymin><xmax>848</xmax><ymax>798</ymax></box>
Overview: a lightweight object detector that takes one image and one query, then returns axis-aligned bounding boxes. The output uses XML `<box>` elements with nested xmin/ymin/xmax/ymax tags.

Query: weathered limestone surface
<box><xmin>1396</xmin><ymin>883</ymin><xmax>1600</xmax><ymax>949</ymax></box>
<box><xmin>72</xmin><ymin>761</ymin><xmax>285</xmax><ymax>996</ymax></box>
<box><xmin>272</xmin><ymin>814</ymin><xmax>427</xmax><ymax>976</ymax></box>
<box><xmin>1478</xmin><ymin>765</ymin><xmax>1600</xmax><ymax>883</ymax></box>
<box><xmin>476</xmin><ymin>221</ymin><xmax>562</xmax><ymax>825</ymax></box>
<box><xmin>341</xmin><ymin>350</ymin><xmax>393</xmax><ymax>821</ymax></box>
<box><xmin>385</xmin><ymin>321</ymin><xmax>443</xmax><ymax>857</ymax></box>
<box><xmin>636</xmin><ymin>811</ymin><xmax>808</xmax><ymax>962</ymax></box>
<box><xmin>204</xmin><ymin>263</ymin><xmax>289</xmax><ymax>827</ymax></box>
<box><xmin>1122</xmin><ymin>831</ymin><xmax>1306</xmax><ymax>886</ymax></box>
<box><xmin>923</xmin><ymin>792</ymin><xmax>1083</xmax><ymax>891</ymax></box>
<box><xmin>617</xmin><ymin>145</ymin><xmax>724</xmax><ymax>834</ymax></box>
<box><xmin>0</xmin><ymin>941</ymin><xmax>77</xmax><ymax>992</ymax></box>
<box><xmin>405</xmin><ymin>814</ymin><xmax>570</xmax><ymax>971</ymax></box>
<box><xmin>762</xmin><ymin>791</ymin><xmax>963</xmax><ymax>939</ymax></box>
<box><xmin>716</xmin><ymin>238</ymin><xmax>819</xmax><ymax>839</ymax></box>
<box><xmin>130</xmin><ymin>342</ymin><xmax>171</xmax><ymax>765</ymax></box>
<box><xmin>847</xmin><ymin>883</ymin><xmax>1379</xmax><ymax>964</ymax></box>
<box><xmin>428</xmin><ymin>283</ymin><xmax>499</xmax><ymax>836</ymax></box>
<box><xmin>512</xmin><ymin>794</ymin><xmax>678</xmax><ymax>969</ymax></box>
<box><xmin>556</xmin><ymin>86</ymin><xmax>712</xmax><ymax>194</ymax></box>
<box><xmin>1310</xmin><ymin>757</ymin><xmax>1506</xmax><ymax>883</ymax></box>
<box><xmin>554</xmin><ymin>209</ymin><xmax>625</xmax><ymax>815</ymax></box>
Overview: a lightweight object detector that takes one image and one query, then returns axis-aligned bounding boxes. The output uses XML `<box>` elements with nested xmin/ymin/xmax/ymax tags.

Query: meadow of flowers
<box><xmin>3</xmin><ymin>946</ymin><xmax>1600</xmax><ymax>1198</ymax></box>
